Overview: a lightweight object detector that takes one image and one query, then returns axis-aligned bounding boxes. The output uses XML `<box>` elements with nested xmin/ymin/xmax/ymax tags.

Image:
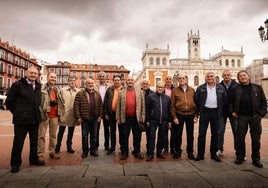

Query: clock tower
<box><xmin>187</xmin><ymin>30</ymin><xmax>201</xmax><ymax>61</ymax></box>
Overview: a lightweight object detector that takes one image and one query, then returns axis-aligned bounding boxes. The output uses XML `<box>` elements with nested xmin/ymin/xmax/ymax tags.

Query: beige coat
<box><xmin>60</xmin><ymin>86</ymin><xmax>80</xmax><ymax>126</ymax></box>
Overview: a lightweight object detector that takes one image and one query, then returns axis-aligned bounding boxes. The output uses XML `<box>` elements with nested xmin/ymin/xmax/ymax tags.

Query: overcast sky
<box><xmin>0</xmin><ymin>0</ymin><xmax>267</xmax><ymax>72</ymax></box>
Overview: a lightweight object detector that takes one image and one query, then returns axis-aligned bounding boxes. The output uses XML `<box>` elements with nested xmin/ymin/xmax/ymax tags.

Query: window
<box><xmin>194</xmin><ymin>76</ymin><xmax>199</xmax><ymax>86</ymax></box>
<box><xmin>219</xmin><ymin>60</ymin><xmax>222</xmax><ymax>66</ymax></box>
<box><xmin>8</xmin><ymin>53</ymin><xmax>13</xmax><ymax>62</ymax></box>
<box><xmin>25</xmin><ymin>61</ymin><xmax>29</xmax><ymax>68</ymax></box>
<box><xmin>155</xmin><ymin>78</ymin><xmax>161</xmax><ymax>86</ymax></box>
<box><xmin>15</xmin><ymin>67</ymin><xmax>19</xmax><ymax>77</ymax></box>
<box><xmin>225</xmin><ymin>59</ymin><xmax>229</xmax><ymax>67</ymax></box>
<box><xmin>89</xmin><ymin>72</ymin><xmax>93</xmax><ymax>78</ymax></box>
<box><xmin>63</xmin><ymin>68</ymin><xmax>69</xmax><ymax>75</ymax></box>
<box><xmin>15</xmin><ymin>56</ymin><xmax>19</xmax><ymax>64</ymax></box>
<box><xmin>49</xmin><ymin>68</ymin><xmax>55</xmax><ymax>73</ymax></box>
<box><xmin>56</xmin><ymin>76</ymin><xmax>62</xmax><ymax>84</ymax></box>
<box><xmin>237</xmin><ymin>60</ymin><xmax>241</xmax><ymax>67</ymax></box>
<box><xmin>120</xmin><ymin>73</ymin><xmax>125</xmax><ymax>79</ymax></box>
<box><xmin>149</xmin><ymin>57</ymin><xmax>153</xmax><ymax>65</ymax></box>
<box><xmin>56</xmin><ymin>68</ymin><xmax>62</xmax><ymax>75</ymax></box>
<box><xmin>7</xmin><ymin>78</ymin><xmax>11</xmax><ymax>88</ymax></box>
<box><xmin>156</xmin><ymin>57</ymin><xmax>160</xmax><ymax>65</ymax></box>
<box><xmin>0</xmin><ymin>77</ymin><xmax>3</xmax><ymax>88</ymax></box>
<box><xmin>20</xmin><ymin>69</ymin><xmax>24</xmax><ymax>78</ymax></box>
<box><xmin>0</xmin><ymin>62</ymin><xmax>4</xmax><ymax>72</ymax></box>
<box><xmin>81</xmin><ymin>80</ymin><xmax>85</xmax><ymax>88</ymax></box>
<box><xmin>81</xmin><ymin>71</ymin><xmax>85</xmax><ymax>78</ymax></box>
<box><xmin>63</xmin><ymin>76</ymin><xmax>69</xmax><ymax>84</ymax></box>
<box><xmin>0</xmin><ymin>49</ymin><xmax>5</xmax><ymax>59</ymax></box>
<box><xmin>72</xmin><ymin>71</ymin><xmax>77</xmax><ymax>77</ymax></box>
<box><xmin>21</xmin><ymin>59</ymin><xmax>25</xmax><ymax>67</ymax></box>
<box><xmin>162</xmin><ymin>58</ymin><xmax>166</xmax><ymax>65</ymax></box>
<box><xmin>216</xmin><ymin>76</ymin><xmax>220</xmax><ymax>83</ymax></box>
<box><xmin>8</xmin><ymin>65</ymin><xmax>12</xmax><ymax>75</ymax></box>
<box><xmin>231</xmin><ymin>59</ymin><xmax>235</xmax><ymax>67</ymax></box>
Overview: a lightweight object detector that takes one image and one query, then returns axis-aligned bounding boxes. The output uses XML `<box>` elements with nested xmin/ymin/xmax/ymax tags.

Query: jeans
<box><xmin>197</xmin><ymin>108</ymin><xmax>219</xmax><ymax>157</ymax></box>
<box><xmin>56</xmin><ymin>125</ymin><xmax>75</xmax><ymax>150</ymax></box>
<box><xmin>118</xmin><ymin>117</ymin><xmax>141</xmax><ymax>154</ymax></box>
<box><xmin>236</xmin><ymin>114</ymin><xmax>262</xmax><ymax>161</ymax></box>
<box><xmin>108</xmin><ymin>113</ymin><xmax>117</xmax><ymax>150</ymax></box>
<box><xmin>173</xmin><ymin>114</ymin><xmax>194</xmax><ymax>154</ymax></box>
<box><xmin>96</xmin><ymin>118</ymin><xmax>109</xmax><ymax>149</ymax></box>
<box><xmin>81</xmin><ymin>117</ymin><xmax>98</xmax><ymax>153</ymax></box>
<box><xmin>147</xmin><ymin>121</ymin><xmax>167</xmax><ymax>156</ymax></box>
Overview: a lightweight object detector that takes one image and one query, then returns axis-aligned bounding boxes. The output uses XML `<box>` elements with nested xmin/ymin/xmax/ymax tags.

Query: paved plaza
<box><xmin>1</xmin><ymin>110</ymin><xmax>268</xmax><ymax>187</ymax></box>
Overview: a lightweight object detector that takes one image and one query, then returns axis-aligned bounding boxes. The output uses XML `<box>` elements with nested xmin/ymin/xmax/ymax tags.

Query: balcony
<box><xmin>7</xmin><ymin>72</ymin><xmax>13</xmax><ymax>76</ymax></box>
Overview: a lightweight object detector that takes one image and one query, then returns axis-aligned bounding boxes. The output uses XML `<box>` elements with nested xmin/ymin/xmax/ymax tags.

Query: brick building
<box><xmin>0</xmin><ymin>37</ymin><xmax>41</xmax><ymax>95</ymax></box>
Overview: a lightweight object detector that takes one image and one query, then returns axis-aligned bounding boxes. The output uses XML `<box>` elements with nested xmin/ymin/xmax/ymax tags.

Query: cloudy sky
<box><xmin>0</xmin><ymin>0</ymin><xmax>267</xmax><ymax>72</ymax></box>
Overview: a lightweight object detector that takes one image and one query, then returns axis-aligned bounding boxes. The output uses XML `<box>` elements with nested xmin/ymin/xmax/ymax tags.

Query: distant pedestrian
<box><xmin>38</xmin><ymin>72</ymin><xmax>65</xmax><ymax>162</ymax></box>
<box><xmin>145</xmin><ymin>81</ymin><xmax>171</xmax><ymax>161</ymax></box>
<box><xmin>55</xmin><ymin>77</ymin><xmax>80</xmax><ymax>154</ymax></box>
<box><xmin>194</xmin><ymin>72</ymin><xmax>226</xmax><ymax>162</ymax></box>
<box><xmin>170</xmin><ymin>74</ymin><xmax>198</xmax><ymax>160</ymax></box>
<box><xmin>74</xmin><ymin>78</ymin><xmax>102</xmax><ymax>158</ymax></box>
<box><xmin>6</xmin><ymin>67</ymin><xmax>45</xmax><ymax>173</ymax></box>
<box><xmin>230</xmin><ymin>70</ymin><xmax>267</xmax><ymax>168</ymax></box>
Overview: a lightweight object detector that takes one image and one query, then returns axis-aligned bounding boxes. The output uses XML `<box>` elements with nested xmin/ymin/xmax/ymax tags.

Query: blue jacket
<box><xmin>146</xmin><ymin>91</ymin><xmax>171</xmax><ymax>123</ymax></box>
<box><xmin>194</xmin><ymin>83</ymin><xmax>227</xmax><ymax>115</ymax></box>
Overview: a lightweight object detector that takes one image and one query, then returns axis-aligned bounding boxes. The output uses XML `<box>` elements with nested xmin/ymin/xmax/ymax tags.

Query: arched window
<box><xmin>231</xmin><ymin>59</ymin><xmax>235</xmax><ymax>67</ymax></box>
<box><xmin>215</xmin><ymin>76</ymin><xmax>220</xmax><ymax>83</ymax></box>
<box><xmin>194</xmin><ymin>76</ymin><xmax>199</xmax><ymax>86</ymax></box>
<box><xmin>219</xmin><ymin>60</ymin><xmax>222</xmax><ymax>66</ymax></box>
<box><xmin>225</xmin><ymin>59</ymin><xmax>229</xmax><ymax>67</ymax></box>
<box><xmin>149</xmin><ymin>57</ymin><xmax>153</xmax><ymax>65</ymax></box>
<box><xmin>156</xmin><ymin>57</ymin><xmax>160</xmax><ymax>65</ymax></box>
<box><xmin>162</xmin><ymin>57</ymin><xmax>166</xmax><ymax>65</ymax></box>
<box><xmin>237</xmin><ymin>59</ymin><xmax>241</xmax><ymax>67</ymax></box>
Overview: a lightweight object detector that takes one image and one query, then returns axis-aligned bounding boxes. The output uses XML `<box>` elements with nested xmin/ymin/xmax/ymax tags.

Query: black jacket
<box><xmin>230</xmin><ymin>83</ymin><xmax>267</xmax><ymax>117</ymax></box>
<box><xmin>194</xmin><ymin>83</ymin><xmax>227</xmax><ymax>115</ymax></box>
<box><xmin>146</xmin><ymin>92</ymin><xmax>171</xmax><ymax>123</ymax></box>
<box><xmin>6</xmin><ymin>77</ymin><xmax>41</xmax><ymax>125</ymax></box>
<box><xmin>103</xmin><ymin>85</ymin><xmax>123</xmax><ymax>116</ymax></box>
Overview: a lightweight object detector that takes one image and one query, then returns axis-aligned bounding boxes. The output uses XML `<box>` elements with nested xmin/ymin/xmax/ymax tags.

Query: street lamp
<box><xmin>258</xmin><ymin>19</ymin><xmax>268</xmax><ymax>42</ymax></box>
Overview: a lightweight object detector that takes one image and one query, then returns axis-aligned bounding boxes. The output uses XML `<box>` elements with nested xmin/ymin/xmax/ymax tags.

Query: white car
<box><xmin>0</xmin><ymin>94</ymin><xmax>7</xmax><ymax>110</ymax></box>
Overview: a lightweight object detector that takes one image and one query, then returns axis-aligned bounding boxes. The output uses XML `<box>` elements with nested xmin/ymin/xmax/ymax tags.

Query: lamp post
<box><xmin>258</xmin><ymin>19</ymin><xmax>268</xmax><ymax>42</ymax></box>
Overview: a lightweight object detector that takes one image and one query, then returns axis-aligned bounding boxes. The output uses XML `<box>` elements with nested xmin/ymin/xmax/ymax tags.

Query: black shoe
<box><xmin>105</xmin><ymin>146</ymin><xmax>109</xmax><ymax>151</ymax></box>
<box><xmin>107</xmin><ymin>149</ymin><xmax>115</xmax><ymax>155</ymax></box>
<box><xmin>163</xmin><ymin>148</ymin><xmax>168</xmax><ymax>155</ymax></box>
<box><xmin>134</xmin><ymin>153</ymin><xmax>144</xmax><ymax>160</ymax></box>
<box><xmin>120</xmin><ymin>153</ymin><xmax>128</xmax><ymax>160</ymax></box>
<box><xmin>11</xmin><ymin>166</ymin><xmax>19</xmax><ymax>173</ymax></box>
<box><xmin>30</xmin><ymin>160</ymin><xmax>45</xmax><ymax>166</ymax></box>
<box><xmin>55</xmin><ymin>147</ymin><xmax>60</xmax><ymax>153</ymax></box>
<box><xmin>146</xmin><ymin>155</ymin><xmax>154</xmax><ymax>161</ymax></box>
<box><xmin>173</xmin><ymin>152</ymin><xmax>181</xmax><ymax>159</ymax></box>
<box><xmin>67</xmin><ymin>148</ymin><xmax>75</xmax><ymax>153</ymax></box>
<box><xmin>211</xmin><ymin>155</ymin><xmax>221</xmax><ymax>162</ymax></box>
<box><xmin>235</xmin><ymin>158</ymin><xmax>244</xmax><ymax>164</ymax></box>
<box><xmin>90</xmin><ymin>150</ymin><xmax>99</xmax><ymax>157</ymax></box>
<box><xmin>252</xmin><ymin>160</ymin><xmax>263</xmax><ymax>168</ymax></box>
<box><xmin>81</xmin><ymin>152</ymin><xmax>88</xmax><ymax>158</ymax></box>
<box><xmin>195</xmin><ymin>155</ymin><xmax>204</xmax><ymax>161</ymax></box>
<box><xmin>188</xmin><ymin>153</ymin><xmax>196</xmax><ymax>160</ymax></box>
<box><xmin>157</xmin><ymin>153</ymin><xmax>165</xmax><ymax>159</ymax></box>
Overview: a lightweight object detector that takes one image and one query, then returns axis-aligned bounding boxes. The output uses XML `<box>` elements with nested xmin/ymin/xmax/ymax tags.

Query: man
<box><xmin>74</xmin><ymin>78</ymin><xmax>102</xmax><ymax>158</ymax></box>
<box><xmin>170</xmin><ymin>74</ymin><xmax>198</xmax><ymax>160</ymax></box>
<box><xmin>55</xmin><ymin>77</ymin><xmax>79</xmax><ymax>154</ymax></box>
<box><xmin>116</xmin><ymin>76</ymin><xmax>145</xmax><ymax>160</ymax></box>
<box><xmin>194</xmin><ymin>72</ymin><xmax>226</xmax><ymax>162</ymax></box>
<box><xmin>6</xmin><ymin>67</ymin><xmax>45</xmax><ymax>173</ymax></box>
<box><xmin>146</xmin><ymin>81</ymin><xmax>171</xmax><ymax>161</ymax></box>
<box><xmin>230</xmin><ymin>70</ymin><xmax>267</xmax><ymax>168</ymax></box>
<box><xmin>163</xmin><ymin>75</ymin><xmax>175</xmax><ymax>154</ymax></box>
<box><xmin>217</xmin><ymin>70</ymin><xmax>238</xmax><ymax>156</ymax></box>
<box><xmin>94</xmin><ymin>71</ymin><xmax>110</xmax><ymax>150</ymax></box>
<box><xmin>141</xmin><ymin>79</ymin><xmax>154</xmax><ymax>153</ymax></box>
<box><xmin>103</xmin><ymin>74</ymin><xmax>122</xmax><ymax>155</ymax></box>
<box><xmin>38</xmin><ymin>72</ymin><xmax>65</xmax><ymax>162</ymax></box>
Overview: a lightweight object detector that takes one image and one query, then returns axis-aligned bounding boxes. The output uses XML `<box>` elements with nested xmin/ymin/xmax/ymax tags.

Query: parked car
<box><xmin>0</xmin><ymin>94</ymin><xmax>7</xmax><ymax>110</ymax></box>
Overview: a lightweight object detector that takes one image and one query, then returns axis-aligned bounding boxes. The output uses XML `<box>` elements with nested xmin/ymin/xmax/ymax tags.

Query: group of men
<box><xmin>5</xmin><ymin>67</ymin><xmax>267</xmax><ymax>173</ymax></box>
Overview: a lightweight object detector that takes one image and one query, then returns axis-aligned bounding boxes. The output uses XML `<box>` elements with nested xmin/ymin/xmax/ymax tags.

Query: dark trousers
<box><xmin>11</xmin><ymin>124</ymin><xmax>39</xmax><ymax>167</ymax></box>
<box><xmin>197</xmin><ymin>108</ymin><xmax>219</xmax><ymax>157</ymax></box>
<box><xmin>173</xmin><ymin>114</ymin><xmax>194</xmax><ymax>154</ymax></box>
<box><xmin>96</xmin><ymin>118</ymin><xmax>109</xmax><ymax>149</ymax></box>
<box><xmin>147</xmin><ymin>121</ymin><xmax>167</xmax><ymax>156</ymax></box>
<box><xmin>108</xmin><ymin>113</ymin><xmax>117</xmax><ymax>150</ymax></box>
<box><xmin>56</xmin><ymin>125</ymin><xmax>75</xmax><ymax>150</ymax></box>
<box><xmin>218</xmin><ymin>114</ymin><xmax>237</xmax><ymax>151</ymax></box>
<box><xmin>164</xmin><ymin>127</ymin><xmax>174</xmax><ymax>152</ymax></box>
<box><xmin>81</xmin><ymin>117</ymin><xmax>98</xmax><ymax>153</ymax></box>
<box><xmin>118</xmin><ymin>117</ymin><xmax>141</xmax><ymax>154</ymax></box>
<box><xmin>236</xmin><ymin>115</ymin><xmax>262</xmax><ymax>161</ymax></box>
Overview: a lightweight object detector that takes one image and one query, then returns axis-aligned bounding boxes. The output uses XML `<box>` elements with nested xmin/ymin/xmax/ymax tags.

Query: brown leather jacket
<box><xmin>170</xmin><ymin>85</ymin><xmax>197</xmax><ymax>119</ymax></box>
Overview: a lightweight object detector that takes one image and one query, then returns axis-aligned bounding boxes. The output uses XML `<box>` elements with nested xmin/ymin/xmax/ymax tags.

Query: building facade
<box><xmin>0</xmin><ymin>37</ymin><xmax>41</xmax><ymax>95</ymax></box>
<box><xmin>134</xmin><ymin>31</ymin><xmax>244</xmax><ymax>90</ymax></box>
<box><xmin>45</xmin><ymin>61</ymin><xmax>130</xmax><ymax>88</ymax></box>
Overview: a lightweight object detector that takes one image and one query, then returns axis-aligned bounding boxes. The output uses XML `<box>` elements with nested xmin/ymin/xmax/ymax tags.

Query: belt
<box><xmin>204</xmin><ymin>107</ymin><xmax>217</xmax><ymax>112</ymax></box>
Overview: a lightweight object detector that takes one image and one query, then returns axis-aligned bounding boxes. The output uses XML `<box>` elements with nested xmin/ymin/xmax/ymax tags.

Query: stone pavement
<box><xmin>1</xmin><ymin>110</ymin><xmax>268</xmax><ymax>187</ymax></box>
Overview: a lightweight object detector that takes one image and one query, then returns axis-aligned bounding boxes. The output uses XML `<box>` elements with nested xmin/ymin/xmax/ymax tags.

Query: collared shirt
<box><xmin>99</xmin><ymin>85</ymin><xmax>106</xmax><ymax>102</ymax></box>
<box><xmin>26</xmin><ymin>78</ymin><xmax>35</xmax><ymax>90</ymax></box>
<box><xmin>205</xmin><ymin>84</ymin><xmax>217</xmax><ymax>108</ymax></box>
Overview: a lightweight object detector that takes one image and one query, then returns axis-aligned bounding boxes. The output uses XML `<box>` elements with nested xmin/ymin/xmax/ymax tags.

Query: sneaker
<box><xmin>216</xmin><ymin>150</ymin><xmax>223</xmax><ymax>156</ymax></box>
